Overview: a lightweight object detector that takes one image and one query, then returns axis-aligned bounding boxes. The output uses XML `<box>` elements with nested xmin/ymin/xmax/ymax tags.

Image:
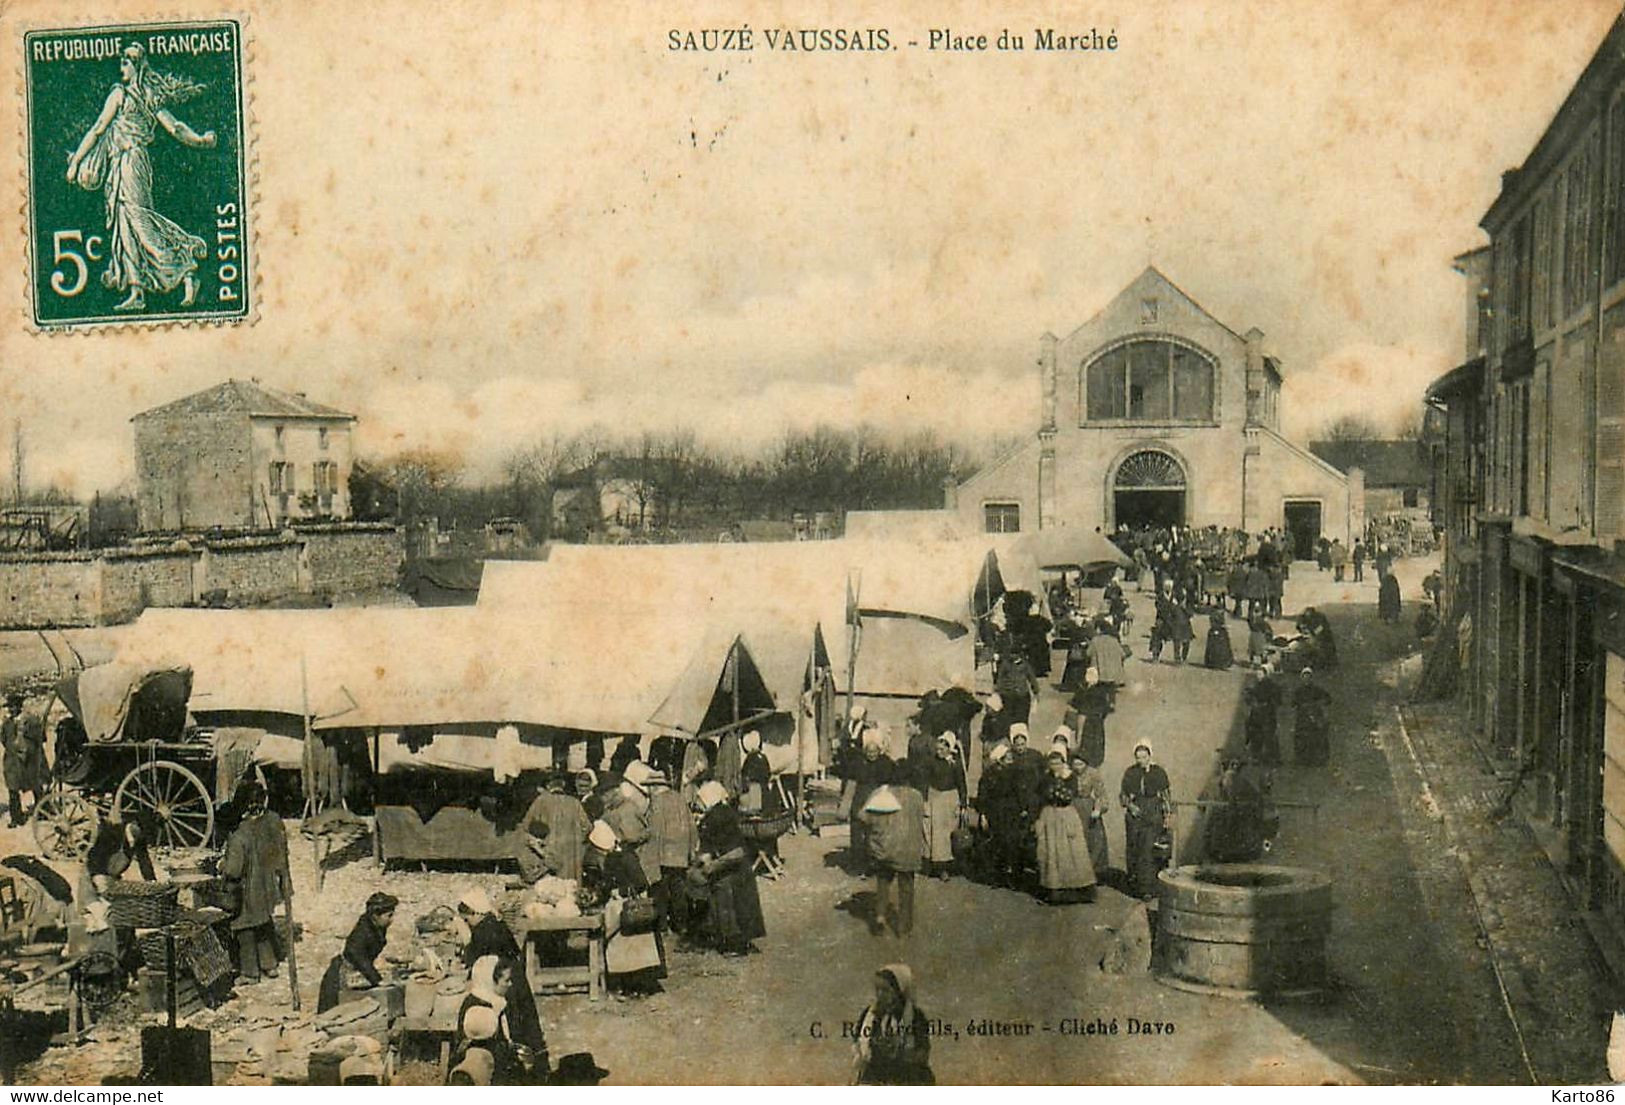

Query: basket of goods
<box><xmin>738</xmin><ymin>810</ymin><xmax>795</xmax><ymax>846</ymax></box>
<box><xmin>104</xmin><ymin>880</ymin><xmax>180</xmax><ymax>928</ymax></box>
<box><xmin>163</xmin><ymin>849</ymin><xmax>218</xmax><ymax>879</ymax></box>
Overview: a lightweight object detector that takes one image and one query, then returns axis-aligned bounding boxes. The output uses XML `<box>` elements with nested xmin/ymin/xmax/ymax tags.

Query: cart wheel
<box><xmin>114</xmin><ymin>761</ymin><xmax>214</xmax><ymax>849</ymax></box>
<box><xmin>30</xmin><ymin>790</ymin><xmax>99</xmax><ymax>861</ymax></box>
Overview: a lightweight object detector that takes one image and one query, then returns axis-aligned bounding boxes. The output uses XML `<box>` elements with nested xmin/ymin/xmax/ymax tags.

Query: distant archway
<box><xmin>1111</xmin><ymin>448</ymin><xmax>1187</xmax><ymax>531</ymax></box>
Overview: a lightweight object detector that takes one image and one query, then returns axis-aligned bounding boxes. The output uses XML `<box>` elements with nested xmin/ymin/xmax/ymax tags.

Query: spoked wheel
<box><xmin>29</xmin><ymin>790</ymin><xmax>99</xmax><ymax>861</ymax></box>
<box><xmin>114</xmin><ymin>761</ymin><xmax>214</xmax><ymax>849</ymax></box>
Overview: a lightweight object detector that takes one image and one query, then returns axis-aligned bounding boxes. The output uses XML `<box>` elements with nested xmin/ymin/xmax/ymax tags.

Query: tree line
<box><xmin>352</xmin><ymin>424</ymin><xmax>1014</xmax><ymax>543</ymax></box>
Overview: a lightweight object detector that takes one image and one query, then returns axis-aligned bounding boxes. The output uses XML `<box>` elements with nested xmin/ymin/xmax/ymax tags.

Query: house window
<box><xmin>274</xmin><ymin>425</ymin><xmax>285</xmax><ymax>451</ymax></box>
<box><xmin>1533</xmin><ymin>193</ymin><xmax>1554</xmax><ymax>332</ymax></box>
<box><xmin>268</xmin><ymin>462</ymin><xmax>286</xmax><ymax>494</ymax></box>
<box><xmin>318</xmin><ymin>427</ymin><xmax>329</xmax><ymax>451</ymax></box>
<box><xmin>984</xmin><ymin>502</ymin><xmax>1021</xmax><ymax>533</ymax></box>
<box><xmin>1403</xmin><ymin>488</ymin><xmax>1419</xmax><ymax>508</ymax></box>
<box><xmin>1609</xmin><ymin>101</ymin><xmax>1625</xmax><ymax>286</ymax></box>
<box><xmin>1084</xmin><ymin>340</ymin><xmax>1216</xmax><ymax>422</ymax></box>
<box><xmin>1564</xmin><ymin>133</ymin><xmax>1598</xmax><ymax>318</ymax></box>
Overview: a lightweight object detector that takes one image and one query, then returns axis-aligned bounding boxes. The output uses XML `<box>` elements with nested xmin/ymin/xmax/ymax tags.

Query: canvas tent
<box><xmin>479</xmin><ymin>538</ymin><xmax>1038</xmax><ymax>749</ymax></box>
<box><xmin>1005</xmin><ymin>527</ymin><xmax>1132</xmax><ymax>572</ymax></box>
<box><xmin>118</xmin><ymin>606</ymin><xmax>748</xmax><ymax>739</ymax></box>
<box><xmin>117</xmin><ymin>604</ymin><xmax>762</xmax><ymax>862</ymax></box>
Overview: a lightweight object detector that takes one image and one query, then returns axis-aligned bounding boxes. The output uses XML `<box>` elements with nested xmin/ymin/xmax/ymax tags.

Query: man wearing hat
<box><xmin>317</xmin><ymin>891</ymin><xmax>398</xmax><ymax>1012</ymax></box>
<box><xmin>859</xmin><ymin>782</ymin><xmax>926</xmax><ymax>937</ymax></box>
<box><xmin>220</xmin><ymin>781</ymin><xmax>291</xmax><ymax>982</ymax></box>
<box><xmin>643</xmin><ymin>766</ymin><xmax>697</xmax><ymax>937</ymax></box>
<box><xmin>2</xmin><ymin>692</ymin><xmax>45</xmax><ymax>828</ymax></box>
<box><xmin>517</xmin><ymin>771</ymin><xmax>590</xmax><ymax>883</ymax></box>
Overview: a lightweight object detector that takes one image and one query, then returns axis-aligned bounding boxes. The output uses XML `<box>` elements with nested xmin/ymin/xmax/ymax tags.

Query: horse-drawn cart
<box><xmin>29</xmin><ymin>662</ymin><xmax>215</xmax><ymax>860</ymax></box>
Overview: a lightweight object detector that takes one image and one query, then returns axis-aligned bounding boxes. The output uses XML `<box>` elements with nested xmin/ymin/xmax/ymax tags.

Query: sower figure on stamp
<box><xmin>65</xmin><ymin>44</ymin><xmax>215</xmax><ymax>311</ymax></box>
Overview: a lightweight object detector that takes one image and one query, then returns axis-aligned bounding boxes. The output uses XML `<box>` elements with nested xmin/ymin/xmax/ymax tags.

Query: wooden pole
<box><xmin>283</xmin><ymin>891</ymin><xmax>301</xmax><ymax>1012</ymax></box>
<box><xmin>844</xmin><ymin>571</ymin><xmax>861</xmax><ymax>733</ymax></box>
<box><xmin>300</xmin><ymin>655</ymin><xmax>315</xmax><ymax>818</ymax></box>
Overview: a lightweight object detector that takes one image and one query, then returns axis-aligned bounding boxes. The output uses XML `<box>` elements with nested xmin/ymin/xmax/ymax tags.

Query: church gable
<box><xmin>1054</xmin><ymin>268</ymin><xmax>1248</xmax><ymax>429</ymax></box>
<box><xmin>1060</xmin><ymin>267</ymin><xmax>1240</xmax><ymax>357</ymax></box>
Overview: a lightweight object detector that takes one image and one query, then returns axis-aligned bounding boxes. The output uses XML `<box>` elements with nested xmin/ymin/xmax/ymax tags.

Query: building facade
<box><xmin>1308</xmin><ymin>440</ymin><xmax>1435</xmax><ymax>516</ymax></box>
<box><xmin>1427</xmin><ymin>12</ymin><xmax>1625</xmax><ymax>955</ymax></box>
<box><xmin>950</xmin><ymin>268</ymin><xmax>1358</xmax><ymax>555</ymax></box>
<box><xmin>132</xmin><ymin>379</ymin><xmax>356</xmax><ymax>532</ymax></box>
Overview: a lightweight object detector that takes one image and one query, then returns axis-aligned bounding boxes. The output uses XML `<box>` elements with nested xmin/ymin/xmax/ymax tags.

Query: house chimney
<box><xmin>942</xmin><ymin>476</ymin><xmax>959</xmax><ymax>511</ymax></box>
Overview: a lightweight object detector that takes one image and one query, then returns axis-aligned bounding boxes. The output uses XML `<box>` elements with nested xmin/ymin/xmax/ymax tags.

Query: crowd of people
<box><xmin>838</xmin><ymin>524</ymin><xmax>1365</xmax><ymax>936</ymax></box>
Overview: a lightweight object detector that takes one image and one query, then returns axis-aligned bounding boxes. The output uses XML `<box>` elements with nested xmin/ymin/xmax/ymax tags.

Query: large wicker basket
<box><xmin>104</xmin><ymin>880</ymin><xmax>180</xmax><ymax>929</ymax></box>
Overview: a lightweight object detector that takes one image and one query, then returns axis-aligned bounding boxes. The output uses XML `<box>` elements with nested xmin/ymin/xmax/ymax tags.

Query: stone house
<box><xmin>132</xmin><ymin>379</ymin><xmax>356</xmax><ymax>532</ymax></box>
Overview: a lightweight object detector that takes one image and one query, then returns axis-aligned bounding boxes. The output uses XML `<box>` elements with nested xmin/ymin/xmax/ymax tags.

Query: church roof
<box><xmin>132</xmin><ymin>379</ymin><xmax>355</xmax><ymax>422</ymax></box>
<box><xmin>1062</xmin><ymin>266</ymin><xmax>1243</xmax><ymax>347</ymax></box>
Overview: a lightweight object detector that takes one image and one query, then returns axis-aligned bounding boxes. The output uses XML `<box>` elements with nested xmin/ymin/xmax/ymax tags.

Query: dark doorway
<box><xmin>1283</xmin><ymin>501</ymin><xmax>1322</xmax><ymax>560</ymax></box>
<box><xmin>1114</xmin><ymin>489</ymin><xmax>1185</xmax><ymax>530</ymax></box>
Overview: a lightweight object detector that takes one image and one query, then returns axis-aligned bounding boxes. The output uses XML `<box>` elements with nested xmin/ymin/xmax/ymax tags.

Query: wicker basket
<box><xmin>104</xmin><ymin>881</ymin><xmax>180</xmax><ymax>929</ymax></box>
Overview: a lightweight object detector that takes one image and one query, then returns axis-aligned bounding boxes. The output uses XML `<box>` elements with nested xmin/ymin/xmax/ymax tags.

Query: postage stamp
<box><xmin>22</xmin><ymin>19</ymin><xmax>251</xmax><ymax>329</ymax></box>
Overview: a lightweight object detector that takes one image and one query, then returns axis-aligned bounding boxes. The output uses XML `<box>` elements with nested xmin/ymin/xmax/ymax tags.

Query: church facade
<box><xmin>950</xmin><ymin>268</ymin><xmax>1361</xmax><ymax>557</ymax></box>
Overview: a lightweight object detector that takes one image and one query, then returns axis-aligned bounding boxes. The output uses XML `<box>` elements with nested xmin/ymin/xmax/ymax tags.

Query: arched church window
<box><xmin>1083</xmin><ymin>340</ymin><xmax>1215</xmax><ymax>422</ymax></box>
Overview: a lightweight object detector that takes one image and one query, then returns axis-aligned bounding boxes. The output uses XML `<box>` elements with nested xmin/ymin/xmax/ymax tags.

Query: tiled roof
<box><xmin>1308</xmin><ymin>440</ymin><xmax>1431</xmax><ymax>487</ymax></box>
<box><xmin>132</xmin><ymin>379</ymin><xmax>354</xmax><ymax>421</ymax></box>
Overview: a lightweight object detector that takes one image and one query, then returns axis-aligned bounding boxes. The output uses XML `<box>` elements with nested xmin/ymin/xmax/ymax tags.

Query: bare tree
<box><xmin>1318</xmin><ymin>413</ymin><xmax>1385</xmax><ymax>443</ymax></box>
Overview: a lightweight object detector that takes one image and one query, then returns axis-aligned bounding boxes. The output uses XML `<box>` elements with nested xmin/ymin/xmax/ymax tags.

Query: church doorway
<box><xmin>1112</xmin><ymin>450</ymin><xmax>1186</xmax><ymax>530</ymax></box>
<box><xmin>1283</xmin><ymin>500</ymin><xmax>1322</xmax><ymax>560</ymax></box>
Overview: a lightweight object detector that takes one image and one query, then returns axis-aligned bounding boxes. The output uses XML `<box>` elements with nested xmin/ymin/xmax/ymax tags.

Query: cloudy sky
<box><xmin>1</xmin><ymin>0</ymin><xmax>1618</xmax><ymax>494</ymax></box>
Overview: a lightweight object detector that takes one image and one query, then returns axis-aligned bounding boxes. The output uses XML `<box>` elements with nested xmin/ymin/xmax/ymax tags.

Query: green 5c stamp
<box><xmin>24</xmin><ymin>20</ymin><xmax>251</xmax><ymax>328</ymax></box>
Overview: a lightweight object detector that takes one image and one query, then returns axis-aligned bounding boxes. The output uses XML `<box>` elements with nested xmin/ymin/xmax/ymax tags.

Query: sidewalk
<box><xmin>1397</xmin><ymin>698</ymin><xmax>1613</xmax><ymax>1084</ymax></box>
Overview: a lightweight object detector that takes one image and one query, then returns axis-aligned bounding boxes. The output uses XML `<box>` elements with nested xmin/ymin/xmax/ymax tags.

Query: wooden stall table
<box><xmin>514</xmin><ymin>914</ymin><xmax>605</xmax><ymax>1002</ymax></box>
<box><xmin>391</xmin><ymin>1012</ymin><xmax>457</xmax><ymax>1085</ymax></box>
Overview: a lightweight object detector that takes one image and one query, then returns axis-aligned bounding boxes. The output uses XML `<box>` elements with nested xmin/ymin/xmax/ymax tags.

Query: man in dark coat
<box><xmin>221</xmin><ymin>782</ymin><xmax>291</xmax><ymax>981</ymax></box>
<box><xmin>3</xmin><ymin>694</ymin><xmax>45</xmax><ymax>828</ymax></box>
<box><xmin>993</xmin><ymin>644</ymin><xmax>1040</xmax><ymax>725</ymax></box>
<box><xmin>1166</xmin><ymin>598</ymin><xmax>1194</xmax><ymax>664</ymax></box>
<box><xmin>1244</xmin><ymin>668</ymin><xmax>1282</xmax><ymax>765</ymax></box>
<box><xmin>1002</xmin><ymin>592</ymin><xmax>1054</xmax><ymax>678</ymax></box>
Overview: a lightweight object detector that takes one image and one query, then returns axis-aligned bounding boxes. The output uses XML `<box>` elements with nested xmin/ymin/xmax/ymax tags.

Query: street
<box><xmin>9</xmin><ymin>554</ymin><xmax>1603</xmax><ymax>1085</ymax></box>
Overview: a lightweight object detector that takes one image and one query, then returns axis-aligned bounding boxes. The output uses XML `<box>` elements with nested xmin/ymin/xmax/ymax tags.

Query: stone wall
<box><xmin>101</xmin><ymin>546</ymin><xmax>196</xmax><ymax>623</ymax></box>
<box><xmin>0</xmin><ymin>524</ymin><xmax>405</xmax><ymax>627</ymax></box>
<box><xmin>198</xmin><ymin>536</ymin><xmax>304</xmax><ymax>603</ymax></box>
<box><xmin>0</xmin><ymin>554</ymin><xmax>100</xmax><ymax>627</ymax></box>
<box><xmin>298</xmin><ymin>524</ymin><xmax>404</xmax><ymax>595</ymax></box>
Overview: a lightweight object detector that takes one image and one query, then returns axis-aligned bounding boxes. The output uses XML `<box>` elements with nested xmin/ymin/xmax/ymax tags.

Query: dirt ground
<box><xmin>4</xmin><ymin>557</ymin><xmax>1593</xmax><ymax>1085</ymax></box>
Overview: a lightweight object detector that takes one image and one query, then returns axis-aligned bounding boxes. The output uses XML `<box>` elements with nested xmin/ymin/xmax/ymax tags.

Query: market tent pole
<box><xmin>299</xmin><ymin>655</ymin><xmax>315</xmax><ymax>817</ymax></box>
<box><xmin>843</xmin><ymin>570</ymin><xmax>861</xmax><ymax>729</ymax></box>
